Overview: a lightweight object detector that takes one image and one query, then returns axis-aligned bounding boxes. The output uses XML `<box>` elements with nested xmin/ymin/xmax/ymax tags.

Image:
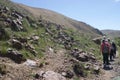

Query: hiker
<box><xmin>101</xmin><ymin>36</ymin><xmax>106</xmax><ymax>42</ymax></box>
<box><xmin>100</xmin><ymin>39</ymin><xmax>110</xmax><ymax>66</ymax></box>
<box><xmin>107</xmin><ymin>38</ymin><xmax>113</xmax><ymax>61</ymax></box>
<box><xmin>111</xmin><ymin>41</ymin><xmax>117</xmax><ymax>58</ymax></box>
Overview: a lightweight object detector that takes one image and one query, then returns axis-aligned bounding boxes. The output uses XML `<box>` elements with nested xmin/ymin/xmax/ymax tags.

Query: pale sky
<box><xmin>11</xmin><ymin>0</ymin><xmax>120</xmax><ymax>30</ymax></box>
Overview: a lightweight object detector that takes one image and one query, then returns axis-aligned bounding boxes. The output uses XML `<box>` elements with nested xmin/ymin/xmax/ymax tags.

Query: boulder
<box><xmin>4</xmin><ymin>7</ymin><xmax>9</xmax><ymax>11</ymax></box>
<box><xmin>31</xmin><ymin>35</ymin><xmax>39</xmax><ymax>41</ymax></box>
<box><xmin>61</xmin><ymin>70</ymin><xmax>74</xmax><ymax>78</ymax></box>
<box><xmin>35</xmin><ymin>71</ymin><xmax>66</xmax><ymax>80</ymax></box>
<box><xmin>12</xmin><ymin>12</ymin><xmax>23</xmax><ymax>20</ymax></box>
<box><xmin>92</xmin><ymin>37</ymin><xmax>102</xmax><ymax>45</ymax></box>
<box><xmin>11</xmin><ymin>20</ymin><xmax>23</xmax><ymax>31</ymax></box>
<box><xmin>7</xmin><ymin>48</ymin><xmax>26</xmax><ymax>63</ymax></box>
<box><xmin>93</xmin><ymin>65</ymin><xmax>100</xmax><ymax>74</ymax></box>
<box><xmin>84</xmin><ymin>63</ymin><xmax>91</xmax><ymax>70</ymax></box>
<box><xmin>11</xmin><ymin>39</ymin><xmax>22</xmax><ymax>49</ymax></box>
<box><xmin>77</xmin><ymin>52</ymin><xmax>89</xmax><ymax>62</ymax></box>
<box><xmin>16</xmin><ymin>18</ymin><xmax>22</xmax><ymax>25</ymax></box>
<box><xmin>23</xmin><ymin>59</ymin><xmax>38</xmax><ymax>68</ymax></box>
<box><xmin>6</xmin><ymin>18</ymin><xmax>12</xmax><ymax>23</ymax></box>
<box><xmin>71</xmin><ymin>49</ymin><xmax>96</xmax><ymax>62</ymax></box>
<box><xmin>3</xmin><ymin>7</ymin><xmax>9</xmax><ymax>13</ymax></box>
<box><xmin>73</xmin><ymin>63</ymin><xmax>86</xmax><ymax>77</ymax></box>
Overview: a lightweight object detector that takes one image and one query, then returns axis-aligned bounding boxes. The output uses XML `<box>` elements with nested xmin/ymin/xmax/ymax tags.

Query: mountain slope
<box><xmin>17</xmin><ymin>3</ymin><xmax>103</xmax><ymax>37</ymax></box>
<box><xmin>0</xmin><ymin>0</ymin><xmax>105</xmax><ymax>80</ymax></box>
<box><xmin>101</xmin><ymin>30</ymin><xmax>120</xmax><ymax>39</ymax></box>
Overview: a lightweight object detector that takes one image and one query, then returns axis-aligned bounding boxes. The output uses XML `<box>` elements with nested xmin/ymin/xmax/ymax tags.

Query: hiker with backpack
<box><xmin>111</xmin><ymin>41</ymin><xmax>117</xmax><ymax>58</ymax></box>
<box><xmin>100</xmin><ymin>39</ymin><xmax>110</xmax><ymax>66</ymax></box>
<box><xmin>108</xmin><ymin>39</ymin><xmax>117</xmax><ymax>61</ymax></box>
<box><xmin>107</xmin><ymin>38</ymin><xmax>114</xmax><ymax>61</ymax></box>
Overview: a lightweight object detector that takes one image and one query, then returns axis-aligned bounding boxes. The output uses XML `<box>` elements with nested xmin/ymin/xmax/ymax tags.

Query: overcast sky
<box><xmin>11</xmin><ymin>0</ymin><xmax>120</xmax><ymax>30</ymax></box>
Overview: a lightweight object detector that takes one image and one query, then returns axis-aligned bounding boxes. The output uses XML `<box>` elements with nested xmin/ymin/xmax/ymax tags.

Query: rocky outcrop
<box><xmin>8</xmin><ymin>36</ymin><xmax>37</xmax><ymax>56</ymax></box>
<box><xmin>70</xmin><ymin>48</ymin><xmax>101</xmax><ymax>77</ymax></box>
<box><xmin>0</xmin><ymin>5</ymin><xmax>25</xmax><ymax>31</ymax></box>
<box><xmin>38</xmin><ymin>20</ymin><xmax>77</xmax><ymax>50</ymax></box>
<box><xmin>6</xmin><ymin>48</ymin><xmax>26</xmax><ymax>63</ymax></box>
<box><xmin>11</xmin><ymin>19</ymin><xmax>23</xmax><ymax>31</ymax></box>
<box><xmin>70</xmin><ymin>48</ymin><xmax>96</xmax><ymax>62</ymax></box>
<box><xmin>92</xmin><ymin>37</ymin><xmax>102</xmax><ymax>45</ymax></box>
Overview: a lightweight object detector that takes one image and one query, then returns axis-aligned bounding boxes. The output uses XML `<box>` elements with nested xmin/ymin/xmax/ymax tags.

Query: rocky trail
<box><xmin>0</xmin><ymin>49</ymin><xmax>120</xmax><ymax>80</ymax></box>
<box><xmin>96</xmin><ymin>52</ymin><xmax>120</xmax><ymax>80</ymax></box>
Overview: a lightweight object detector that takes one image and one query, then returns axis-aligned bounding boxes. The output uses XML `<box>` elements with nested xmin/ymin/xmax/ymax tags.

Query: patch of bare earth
<box><xmin>39</xmin><ymin>49</ymin><xmax>72</xmax><ymax>72</ymax></box>
<box><xmin>0</xmin><ymin>49</ymin><xmax>71</xmax><ymax>80</ymax></box>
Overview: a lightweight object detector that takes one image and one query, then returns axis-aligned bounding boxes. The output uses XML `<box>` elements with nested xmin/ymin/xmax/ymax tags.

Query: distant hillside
<box><xmin>101</xmin><ymin>30</ymin><xmax>120</xmax><ymax>39</ymax></box>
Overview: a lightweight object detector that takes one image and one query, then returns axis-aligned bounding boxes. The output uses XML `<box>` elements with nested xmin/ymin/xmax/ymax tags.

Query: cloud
<box><xmin>115</xmin><ymin>0</ymin><xmax>120</xmax><ymax>2</ymax></box>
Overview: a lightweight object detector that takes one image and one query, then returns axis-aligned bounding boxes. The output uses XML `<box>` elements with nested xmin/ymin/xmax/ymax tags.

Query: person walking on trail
<box><xmin>111</xmin><ymin>41</ymin><xmax>117</xmax><ymax>58</ymax></box>
<box><xmin>100</xmin><ymin>39</ymin><xmax>110</xmax><ymax>66</ymax></box>
<box><xmin>101</xmin><ymin>36</ymin><xmax>106</xmax><ymax>43</ymax></box>
<box><xmin>107</xmin><ymin>38</ymin><xmax>113</xmax><ymax>61</ymax></box>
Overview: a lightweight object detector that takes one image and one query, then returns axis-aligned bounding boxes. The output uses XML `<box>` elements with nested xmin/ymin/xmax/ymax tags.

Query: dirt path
<box><xmin>98</xmin><ymin>52</ymin><xmax>120</xmax><ymax>80</ymax></box>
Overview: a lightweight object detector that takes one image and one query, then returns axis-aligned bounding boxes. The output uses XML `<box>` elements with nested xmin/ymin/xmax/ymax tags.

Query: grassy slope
<box><xmin>0</xmin><ymin>0</ymin><xmax>102</xmax><ymax>59</ymax></box>
<box><xmin>18</xmin><ymin>3</ymin><xmax>103</xmax><ymax>37</ymax></box>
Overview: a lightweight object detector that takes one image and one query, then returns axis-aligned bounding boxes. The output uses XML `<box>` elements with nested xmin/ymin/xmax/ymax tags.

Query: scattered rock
<box><xmin>61</xmin><ymin>70</ymin><xmax>74</xmax><ymax>78</ymax></box>
<box><xmin>73</xmin><ymin>63</ymin><xmax>86</xmax><ymax>77</ymax></box>
<box><xmin>23</xmin><ymin>59</ymin><xmax>38</xmax><ymax>68</ymax></box>
<box><xmin>0</xmin><ymin>64</ymin><xmax>8</xmax><ymax>75</ymax></box>
<box><xmin>47</xmin><ymin>47</ymin><xmax>54</xmax><ymax>54</ymax></box>
<box><xmin>31</xmin><ymin>35</ymin><xmax>39</xmax><ymax>41</ymax></box>
<box><xmin>35</xmin><ymin>71</ymin><xmax>66</xmax><ymax>80</ymax></box>
<box><xmin>84</xmin><ymin>63</ymin><xmax>91</xmax><ymax>70</ymax></box>
<box><xmin>71</xmin><ymin>49</ymin><xmax>96</xmax><ymax>62</ymax></box>
<box><xmin>93</xmin><ymin>65</ymin><xmax>100</xmax><ymax>74</ymax></box>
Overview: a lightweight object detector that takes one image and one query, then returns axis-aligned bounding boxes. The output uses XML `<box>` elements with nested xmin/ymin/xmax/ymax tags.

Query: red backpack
<box><xmin>103</xmin><ymin>43</ymin><xmax>109</xmax><ymax>53</ymax></box>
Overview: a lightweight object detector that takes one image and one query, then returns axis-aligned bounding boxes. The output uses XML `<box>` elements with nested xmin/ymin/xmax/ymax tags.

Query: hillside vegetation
<box><xmin>0</xmin><ymin>0</ymin><xmax>110</xmax><ymax>80</ymax></box>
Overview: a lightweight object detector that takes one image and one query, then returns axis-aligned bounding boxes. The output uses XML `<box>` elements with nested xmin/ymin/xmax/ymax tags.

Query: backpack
<box><xmin>103</xmin><ymin>43</ymin><xmax>109</xmax><ymax>53</ymax></box>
